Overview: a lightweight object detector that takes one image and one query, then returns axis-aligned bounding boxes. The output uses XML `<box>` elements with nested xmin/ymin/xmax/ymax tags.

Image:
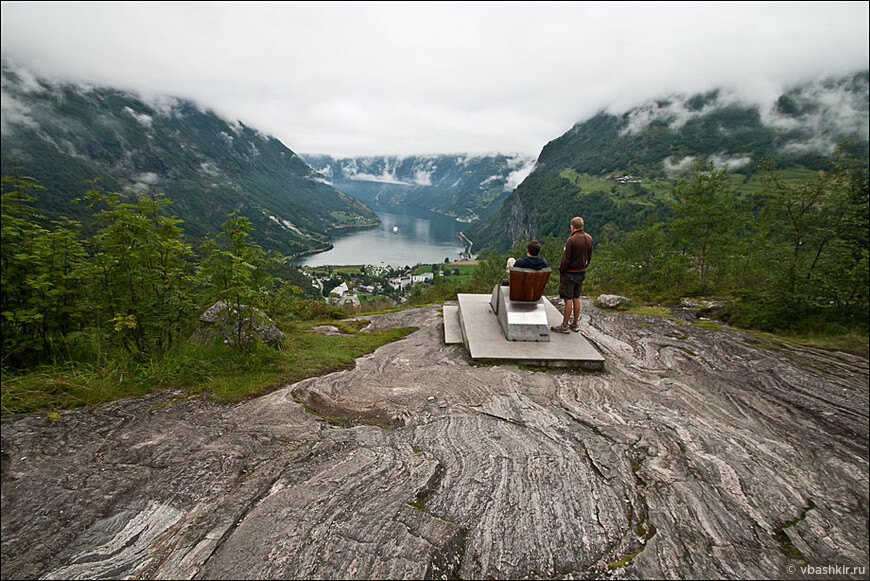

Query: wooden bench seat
<box><xmin>508</xmin><ymin>267</ymin><xmax>551</xmax><ymax>302</ymax></box>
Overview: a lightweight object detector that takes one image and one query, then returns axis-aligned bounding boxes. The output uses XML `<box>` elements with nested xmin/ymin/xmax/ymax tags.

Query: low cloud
<box><xmin>710</xmin><ymin>153</ymin><xmax>753</xmax><ymax>171</ymax></box>
<box><xmin>125</xmin><ymin>172</ymin><xmax>160</xmax><ymax>194</ymax></box>
<box><xmin>342</xmin><ymin>158</ymin><xmax>412</xmax><ymax>185</ymax></box>
<box><xmin>1</xmin><ymin>2</ymin><xmax>867</xmax><ymax>157</ymax></box>
<box><xmin>664</xmin><ymin>156</ymin><xmax>696</xmax><ymax>174</ymax></box>
<box><xmin>617</xmin><ymin>72</ymin><xmax>868</xmax><ymax>159</ymax></box>
<box><xmin>763</xmin><ymin>74</ymin><xmax>870</xmax><ymax>155</ymax></box>
<box><xmin>618</xmin><ymin>90</ymin><xmax>730</xmax><ymax>135</ymax></box>
<box><xmin>505</xmin><ymin>156</ymin><xmax>536</xmax><ymax>191</ymax></box>
<box><xmin>413</xmin><ymin>168</ymin><xmax>433</xmax><ymax>186</ymax></box>
<box><xmin>0</xmin><ymin>91</ymin><xmax>37</xmax><ymax>134</ymax></box>
<box><xmin>124</xmin><ymin>106</ymin><xmax>153</xmax><ymax>128</ymax></box>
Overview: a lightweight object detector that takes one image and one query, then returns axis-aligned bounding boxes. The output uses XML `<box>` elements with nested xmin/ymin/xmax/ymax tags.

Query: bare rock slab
<box><xmin>2</xmin><ymin>300</ymin><xmax>868</xmax><ymax>580</ymax></box>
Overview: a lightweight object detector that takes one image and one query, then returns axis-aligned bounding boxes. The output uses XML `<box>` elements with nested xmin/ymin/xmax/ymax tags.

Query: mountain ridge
<box><xmin>466</xmin><ymin>70</ymin><xmax>869</xmax><ymax>252</ymax></box>
<box><xmin>0</xmin><ymin>62</ymin><xmax>379</xmax><ymax>258</ymax></box>
<box><xmin>301</xmin><ymin>152</ymin><xmax>536</xmax><ymax>222</ymax></box>
<box><xmin>3</xmin><ymin>62</ymin><xmax>867</xmax><ymax>260</ymax></box>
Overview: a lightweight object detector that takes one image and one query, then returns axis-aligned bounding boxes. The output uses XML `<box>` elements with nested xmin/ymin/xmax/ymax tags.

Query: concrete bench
<box><xmin>508</xmin><ymin>267</ymin><xmax>552</xmax><ymax>302</ymax></box>
<box><xmin>487</xmin><ymin>267</ymin><xmax>553</xmax><ymax>342</ymax></box>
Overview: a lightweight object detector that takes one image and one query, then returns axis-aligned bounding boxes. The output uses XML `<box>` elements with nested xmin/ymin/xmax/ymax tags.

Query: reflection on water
<box><xmin>295</xmin><ymin>210</ymin><xmax>467</xmax><ymax>268</ymax></box>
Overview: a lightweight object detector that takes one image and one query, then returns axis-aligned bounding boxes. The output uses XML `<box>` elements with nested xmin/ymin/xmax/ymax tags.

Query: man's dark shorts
<box><xmin>558</xmin><ymin>271</ymin><xmax>585</xmax><ymax>299</ymax></box>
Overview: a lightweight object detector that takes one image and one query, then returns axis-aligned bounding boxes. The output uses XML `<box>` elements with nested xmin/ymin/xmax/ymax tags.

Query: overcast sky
<box><xmin>1</xmin><ymin>1</ymin><xmax>868</xmax><ymax>158</ymax></box>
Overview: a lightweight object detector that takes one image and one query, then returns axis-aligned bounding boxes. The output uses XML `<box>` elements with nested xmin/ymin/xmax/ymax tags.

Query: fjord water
<box><xmin>295</xmin><ymin>208</ymin><xmax>467</xmax><ymax>268</ymax></box>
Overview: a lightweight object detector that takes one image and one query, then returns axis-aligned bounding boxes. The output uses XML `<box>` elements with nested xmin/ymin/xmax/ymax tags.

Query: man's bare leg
<box><xmin>571</xmin><ymin>298</ymin><xmax>580</xmax><ymax>325</ymax></box>
<box><xmin>561</xmin><ymin>299</ymin><xmax>575</xmax><ymax>327</ymax></box>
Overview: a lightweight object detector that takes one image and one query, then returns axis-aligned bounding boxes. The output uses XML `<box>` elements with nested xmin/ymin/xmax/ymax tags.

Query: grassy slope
<box><xmin>1</xmin><ymin>321</ymin><xmax>415</xmax><ymax>415</ymax></box>
<box><xmin>557</xmin><ymin>167</ymin><xmax>815</xmax><ymax>209</ymax></box>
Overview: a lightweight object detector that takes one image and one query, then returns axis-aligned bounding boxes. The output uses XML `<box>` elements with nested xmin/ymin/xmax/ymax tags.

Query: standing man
<box><xmin>552</xmin><ymin>216</ymin><xmax>593</xmax><ymax>333</ymax></box>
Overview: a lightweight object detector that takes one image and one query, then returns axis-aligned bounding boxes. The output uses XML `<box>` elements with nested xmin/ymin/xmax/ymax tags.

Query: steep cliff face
<box><xmin>499</xmin><ymin>190</ymin><xmax>536</xmax><ymax>249</ymax></box>
<box><xmin>2</xmin><ymin>302</ymin><xmax>867</xmax><ymax>580</ymax></box>
<box><xmin>466</xmin><ymin>182</ymin><xmax>544</xmax><ymax>252</ymax></box>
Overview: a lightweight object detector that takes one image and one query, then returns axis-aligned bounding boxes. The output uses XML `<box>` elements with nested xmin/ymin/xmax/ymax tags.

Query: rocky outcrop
<box><xmin>2</xmin><ymin>301</ymin><xmax>868</xmax><ymax>580</ymax></box>
<box><xmin>596</xmin><ymin>294</ymin><xmax>632</xmax><ymax>308</ymax></box>
<box><xmin>191</xmin><ymin>301</ymin><xmax>285</xmax><ymax>345</ymax></box>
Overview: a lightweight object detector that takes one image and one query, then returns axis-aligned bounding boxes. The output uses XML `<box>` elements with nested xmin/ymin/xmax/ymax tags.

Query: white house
<box><xmin>388</xmin><ymin>276</ymin><xmax>412</xmax><ymax>290</ymax></box>
<box><xmin>411</xmin><ymin>272</ymin><xmax>434</xmax><ymax>284</ymax></box>
<box><xmin>329</xmin><ymin>282</ymin><xmax>349</xmax><ymax>297</ymax></box>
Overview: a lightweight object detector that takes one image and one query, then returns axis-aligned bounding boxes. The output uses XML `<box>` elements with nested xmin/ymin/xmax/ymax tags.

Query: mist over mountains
<box><xmin>2</xmin><ymin>61</ymin><xmax>867</xmax><ymax>261</ymax></box>
<box><xmin>0</xmin><ymin>62</ymin><xmax>378</xmax><ymax>257</ymax></box>
<box><xmin>301</xmin><ymin>153</ymin><xmax>536</xmax><ymax>222</ymax></box>
<box><xmin>465</xmin><ymin>70</ymin><xmax>869</xmax><ymax>252</ymax></box>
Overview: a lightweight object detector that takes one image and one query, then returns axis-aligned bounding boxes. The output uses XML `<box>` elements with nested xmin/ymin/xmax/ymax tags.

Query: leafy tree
<box><xmin>468</xmin><ymin>250</ymin><xmax>506</xmax><ymax>293</ymax></box>
<box><xmin>198</xmin><ymin>213</ymin><xmax>277</xmax><ymax>352</ymax></box>
<box><xmin>408</xmin><ymin>275</ymin><xmax>465</xmax><ymax>306</ymax></box>
<box><xmin>82</xmin><ymin>187</ymin><xmax>197</xmax><ymax>355</ymax></box>
<box><xmin>592</xmin><ymin>220</ymin><xmax>692</xmax><ymax>301</ymax></box>
<box><xmin>669</xmin><ymin>162</ymin><xmax>743</xmax><ymax>293</ymax></box>
<box><xmin>2</xmin><ymin>175</ymin><xmax>90</xmax><ymax>366</ymax></box>
<box><xmin>738</xmin><ymin>146</ymin><xmax>869</xmax><ymax>329</ymax></box>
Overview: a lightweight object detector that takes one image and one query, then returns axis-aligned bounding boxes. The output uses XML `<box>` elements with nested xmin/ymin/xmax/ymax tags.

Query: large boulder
<box><xmin>191</xmin><ymin>301</ymin><xmax>284</xmax><ymax>345</ymax></box>
<box><xmin>596</xmin><ymin>294</ymin><xmax>632</xmax><ymax>309</ymax></box>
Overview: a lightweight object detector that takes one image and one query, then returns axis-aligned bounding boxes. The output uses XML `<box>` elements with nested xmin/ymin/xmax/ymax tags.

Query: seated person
<box><xmin>512</xmin><ymin>240</ymin><xmax>548</xmax><ymax>270</ymax></box>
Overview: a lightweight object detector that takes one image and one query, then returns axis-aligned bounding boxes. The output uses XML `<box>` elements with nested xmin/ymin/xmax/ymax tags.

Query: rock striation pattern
<box><xmin>2</xmin><ymin>300</ymin><xmax>868</xmax><ymax>580</ymax></box>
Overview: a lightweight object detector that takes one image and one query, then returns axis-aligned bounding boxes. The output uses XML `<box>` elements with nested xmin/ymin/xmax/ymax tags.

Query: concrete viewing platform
<box><xmin>443</xmin><ymin>293</ymin><xmax>605</xmax><ymax>369</ymax></box>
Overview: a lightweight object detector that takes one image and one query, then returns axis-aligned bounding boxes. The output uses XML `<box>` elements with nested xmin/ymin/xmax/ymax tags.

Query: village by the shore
<box><xmin>301</xmin><ymin>260</ymin><xmax>480</xmax><ymax>307</ymax></box>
